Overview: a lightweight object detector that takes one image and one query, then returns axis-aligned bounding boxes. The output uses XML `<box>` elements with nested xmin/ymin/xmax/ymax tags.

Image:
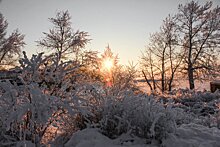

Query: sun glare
<box><xmin>103</xmin><ymin>58</ymin><xmax>113</xmax><ymax>71</ymax></box>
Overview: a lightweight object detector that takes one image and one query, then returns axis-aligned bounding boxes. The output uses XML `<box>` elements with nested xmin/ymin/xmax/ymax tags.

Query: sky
<box><xmin>0</xmin><ymin>0</ymin><xmax>220</xmax><ymax>65</ymax></box>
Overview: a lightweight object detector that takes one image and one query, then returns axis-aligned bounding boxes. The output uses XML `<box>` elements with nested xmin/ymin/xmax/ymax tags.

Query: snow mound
<box><xmin>65</xmin><ymin>128</ymin><xmax>148</xmax><ymax>147</ymax></box>
<box><xmin>65</xmin><ymin>128</ymin><xmax>111</xmax><ymax>147</ymax></box>
<box><xmin>65</xmin><ymin>125</ymin><xmax>220</xmax><ymax>147</ymax></box>
<box><xmin>163</xmin><ymin>123</ymin><xmax>220</xmax><ymax>147</ymax></box>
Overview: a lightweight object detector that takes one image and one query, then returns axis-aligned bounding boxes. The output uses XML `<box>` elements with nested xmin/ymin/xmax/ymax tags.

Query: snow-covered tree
<box><xmin>176</xmin><ymin>1</ymin><xmax>220</xmax><ymax>89</ymax></box>
<box><xmin>141</xmin><ymin>16</ymin><xmax>183</xmax><ymax>92</ymax></box>
<box><xmin>37</xmin><ymin>10</ymin><xmax>90</xmax><ymax>63</ymax></box>
<box><xmin>0</xmin><ymin>13</ymin><xmax>25</xmax><ymax>68</ymax></box>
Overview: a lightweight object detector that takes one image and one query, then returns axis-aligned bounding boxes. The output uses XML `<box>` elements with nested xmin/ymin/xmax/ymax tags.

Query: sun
<box><xmin>102</xmin><ymin>58</ymin><xmax>114</xmax><ymax>71</ymax></box>
<box><xmin>100</xmin><ymin>57</ymin><xmax>114</xmax><ymax>87</ymax></box>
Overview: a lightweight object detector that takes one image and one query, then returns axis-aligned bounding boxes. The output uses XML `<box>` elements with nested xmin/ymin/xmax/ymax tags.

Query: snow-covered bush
<box><xmin>65</xmin><ymin>83</ymin><xmax>175</xmax><ymax>141</ymax></box>
<box><xmin>158</xmin><ymin>89</ymin><xmax>220</xmax><ymax>128</ymax></box>
<box><xmin>19</xmin><ymin>51</ymin><xmax>80</xmax><ymax>97</ymax></box>
<box><xmin>0</xmin><ymin>52</ymin><xmax>93</xmax><ymax>146</ymax></box>
<box><xmin>0</xmin><ymin>81</ymin><xmax>65</xmax><ymax>146</ymax></box>
<box><xmin>81</xmin><ymin>88</ymin><xmax>220</xmax><ymax>144</ymax></box>
<box><xmin>175</xmin><ymin>90</ymin><xmax>220</xmax><ymax>125</ymax></box>
<box><xmin>83</xmin><ymin>91</ymin><xmax>178</xmax><ymax>142</ymax></box>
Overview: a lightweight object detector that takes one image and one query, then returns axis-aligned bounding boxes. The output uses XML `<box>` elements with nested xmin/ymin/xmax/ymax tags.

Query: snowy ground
<box><xmin>65</xmin><ymin>125</ymin><xmax>220</xmax><ymax>147</ymax></box>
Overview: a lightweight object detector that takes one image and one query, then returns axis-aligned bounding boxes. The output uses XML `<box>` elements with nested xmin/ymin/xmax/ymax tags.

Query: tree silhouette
<box><xmin>176</xmin><ymin>1</ymin><xmax>220</xmax><ymax>89</ymax></box>
<box><xmin>37</xmin><ymin>11</ymin><xmax>90</xmax><ymax>63</ymax></box>
<box><xmin>0</xmin><ymin>13</ymin><xmax>25</xmax><ymax>68</ymax></box>
<box><xmin>141</xmin><ymin>16</ymin><xmax>183</xmax><ymax>92</ymax></box>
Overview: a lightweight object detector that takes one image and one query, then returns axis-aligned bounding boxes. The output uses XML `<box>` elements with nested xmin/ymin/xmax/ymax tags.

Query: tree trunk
<box><xmin>161</xmin><ymin>60</ymin><xmax>165</xmax><ymax>92</ymax></box>
<box><xmin>142</xmin><ymin>70</ymin><xmax>153</xmax><ymax>91</ymax></box>
<box><xmin>161</xmin><ymin>48</ymin><xmax>166</xmax><ymax>92</ymax></box>
<box><xmin>188</xmin><ymin>65</ymin><xmax>195</xmax><ymax>89</ymax></box>
<box><xmin>168</xmin><ymin>74</ymin><xmax>174</xmax><ymax>91</ymax></box>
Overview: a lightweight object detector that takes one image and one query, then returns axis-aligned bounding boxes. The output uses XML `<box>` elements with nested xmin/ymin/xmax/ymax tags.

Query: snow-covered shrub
<box><xmin>158</xmin><ymin>89</ymin><xmax>220</xmax><ymax>128</ymax></box>
<box><xmin>19</xmin><ymin>52</ymin><xmax>80</xmax><ymax>98</ymax></box>
<box><xmin>98</xmin><ymin>97</ymin><xmax>129</xmax><ymax>138</ymax></box>
<box><xmin>175</xmin><ymin>90</ymin><xmax>220</xmax><ymax>123</ymax></box>
<box><xmin>0</xmin><ymin>79</ymin><xmax>81</xmax><ymax>146</ymax></box>
<box><xmin>88</xmin><ymin>91</ymin><xmax>178</xmax><ymax>142</ymax></box>
<box><xmin>0</xmin><ymin>52</ymin><xmax>94</xmax><ymax>146</ymax></box>
<box><xmin>70</xmin><ymin>85</ymin><xmax>220</xmax><ymax>144</ymax></box>
<box><xmin>160</xmin><ymin>89</ymin><xmax>220</xmax><ymax>116</ymax></box>
<box><xmin>67</xmin><ymin>83</ymin><xmax>177</xmax><ymax>141</ymax></box>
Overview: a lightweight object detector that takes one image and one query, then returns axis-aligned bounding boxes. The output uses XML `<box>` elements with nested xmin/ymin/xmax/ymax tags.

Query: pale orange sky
<box><xmin>0</xmin><ymin>0</ymin><xmax>219</xmax><ymax>65</ymax></box>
